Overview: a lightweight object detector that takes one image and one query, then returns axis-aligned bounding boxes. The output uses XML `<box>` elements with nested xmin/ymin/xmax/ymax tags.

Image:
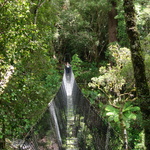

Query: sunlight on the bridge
<box><xmin>64</xmin><ymin>71</ymin><xmax>79</xmax><ymax>150</ymax></box>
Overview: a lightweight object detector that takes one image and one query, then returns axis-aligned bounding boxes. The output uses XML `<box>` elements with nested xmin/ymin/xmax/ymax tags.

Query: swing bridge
<box><xmin>19</xmin><ymin>68</ymin><xmax>127</xmax><ymax>150</ymax></box>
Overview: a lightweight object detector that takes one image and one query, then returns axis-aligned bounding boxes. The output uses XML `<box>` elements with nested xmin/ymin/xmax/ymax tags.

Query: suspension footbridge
<box><xmin>19</xmin><ymin>68</ymin><xmax>123</xmax><ymax>150</ymax></box>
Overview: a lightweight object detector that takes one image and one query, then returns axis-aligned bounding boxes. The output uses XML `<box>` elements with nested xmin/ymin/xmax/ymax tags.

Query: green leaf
<box><xmin>129</xmin><ymin>106</ymin><xmax>140</xmax><ymax>112</ymax></box>
<box><xmin>128</xmin><ymin>113</ymin><xmax>137</xmax><ymax>120</ymax></box>
<box><xmin>108</xmin><ymin>116</ymin><xmax>114</xmax><ymax>122</ymax></box>
<box><xmin>123</xmin><ymin>105</ymin><xmax>140</xmax><ymax>113</ymax></box>
<box><xmin>105</xmin><ymin>105</ymin><xmax>119</xmax><ymax>113</ymax></box>
<box><xmin>114</xmin><ymin>116</ymin><xmax>119</xmax><ymax>122</ymax></box>
<box><xmin>106</xmin><ymin>112</ymin><xmax>116</xmax><ymax>116</ymax></box>
<box><xmin>124</xmin><ymin>112</ymin><xmax>136</xmax><ymax>120</ymax></box>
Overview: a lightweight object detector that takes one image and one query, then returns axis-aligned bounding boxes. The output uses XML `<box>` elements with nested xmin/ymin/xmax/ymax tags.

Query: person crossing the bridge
<box><xmin>65</xmin><ymin>62</ymin><xmax>71</xmax><ymax>74</ymax></box>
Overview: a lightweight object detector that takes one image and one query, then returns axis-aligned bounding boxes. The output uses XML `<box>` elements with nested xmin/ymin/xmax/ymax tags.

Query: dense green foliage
<box><xmin>0</xmin><ymin>0</ymin><xmax>150</xmax><ymax>149</ymax></box>
<box><xmin>0</xmin><ymin>0</ymin><xmax>61</xmax><ymax>149</ymax></box>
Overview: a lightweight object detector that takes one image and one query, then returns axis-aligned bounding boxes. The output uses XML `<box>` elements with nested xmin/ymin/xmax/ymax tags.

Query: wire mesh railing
<box><xmin>19</xmin><ymin>80</ymin><xmax>68</xmax><ymax>150</ymax></box>
<box><xmin>72</xmin><ymin>80</ymin><xmax>124</xmax><ymax>150</ymax></box>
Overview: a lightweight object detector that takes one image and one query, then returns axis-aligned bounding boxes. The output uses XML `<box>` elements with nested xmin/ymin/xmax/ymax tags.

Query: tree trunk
<box><xmin>105</xmin><ymin>123</ymin><xmax>111</xmax><ymax>150</ymax></box>
<box><xmin>123</xmin><ymin>0</ymin><xmax>150</xmax><ymax>149</ymax></box>
<box><xmin>108</xmin><ymin>1</ymin><xmax>118</xmax><ymax>43</ymax></box>
<box><xmin>33</xmin><ymin>0</ymin><xmax>47</xmax><ymax>25</ymax></box>
<box><xmin>119</xmin><ymin>106</ymin><xmax>128</xmax><ymax>150</ymax></box>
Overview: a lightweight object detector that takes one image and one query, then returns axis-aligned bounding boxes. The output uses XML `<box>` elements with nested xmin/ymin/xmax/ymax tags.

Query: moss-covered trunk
<box><xmin>123</xmin><ymin>0</ymin><xmax>150</xmax><ymax>149</ymax></box>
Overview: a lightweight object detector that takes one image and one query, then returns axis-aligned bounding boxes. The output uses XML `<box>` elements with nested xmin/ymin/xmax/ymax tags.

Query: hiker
<box><xmin>65</xmin><ymin>62</ymin><xmax>71</xmax><ymax>74</ymax></box>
